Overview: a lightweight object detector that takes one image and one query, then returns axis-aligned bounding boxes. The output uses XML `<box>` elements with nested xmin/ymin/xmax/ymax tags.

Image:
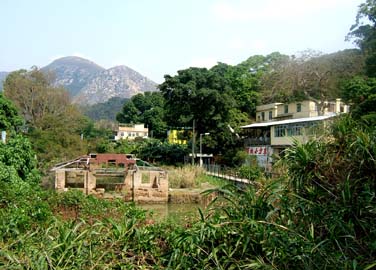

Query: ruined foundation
<box><xmin>52</xmin><ymin>154</ymin><xmax>169</xmax><ymax>203</ymax></box>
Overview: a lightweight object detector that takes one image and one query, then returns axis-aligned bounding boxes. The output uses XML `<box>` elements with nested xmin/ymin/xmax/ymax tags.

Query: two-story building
<box><xmin>241</xmin><ymin>99</ymin><xmax>349</xmax><ymax>169</ymax></box>
<box><xmin>115</xmin><ymin>123</ymin><xmax>149</xmax><ymax>140</ymax></box>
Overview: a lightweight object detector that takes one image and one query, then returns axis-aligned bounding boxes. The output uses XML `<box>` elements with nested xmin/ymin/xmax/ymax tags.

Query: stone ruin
<box><xmin>52</xmin><ymin>153</ymin><xmax>169</xmax><ymax>203</ymax></box>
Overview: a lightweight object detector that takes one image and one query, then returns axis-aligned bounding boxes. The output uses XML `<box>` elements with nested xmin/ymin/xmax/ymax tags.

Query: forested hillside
<box><xmin>81</xmin><ymin>97</ymin><xmax>128</xmax><ymax>121</ymax></box>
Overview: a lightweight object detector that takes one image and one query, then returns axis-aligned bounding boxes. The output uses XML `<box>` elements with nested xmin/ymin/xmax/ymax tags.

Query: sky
<box><xmin>0</xmin><ymin>0</ymin><xmax>363</xmax><ymax>83</ymax></box>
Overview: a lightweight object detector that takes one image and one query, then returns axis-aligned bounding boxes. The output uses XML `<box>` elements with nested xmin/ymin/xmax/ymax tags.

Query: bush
<box><xmin>237</xmin><ymin>164</ymin><xmax>263</xmax><ymax>181</ymax></box>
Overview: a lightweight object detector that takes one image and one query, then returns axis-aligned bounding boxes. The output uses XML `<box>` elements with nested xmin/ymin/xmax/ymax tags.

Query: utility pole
<box><xmin>191</xmin><ymin>119</ymin><xmax>195</xmax><ymax>165</ymax></box>
<box><xmin>200</xmin><ymin>133</ymin><xmax>210</xmax><ymax>167</ymax></box>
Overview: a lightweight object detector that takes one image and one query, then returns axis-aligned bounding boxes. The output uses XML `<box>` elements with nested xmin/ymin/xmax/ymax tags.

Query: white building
<box><xmin>241</xmin><ymin>99</ymin><xmax>349</xmax><ymax>169</ymax></box>
<box><xmin>115</xmin><ymin>124</ymin><xmax>148</xmax><ymax>140</ymax></box>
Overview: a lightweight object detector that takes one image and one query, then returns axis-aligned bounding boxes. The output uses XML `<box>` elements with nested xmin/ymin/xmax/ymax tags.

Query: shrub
<box><xmin>237</xmin><ymin>164</ymin><xmax>263</xmax><ymax>181</ymax></box>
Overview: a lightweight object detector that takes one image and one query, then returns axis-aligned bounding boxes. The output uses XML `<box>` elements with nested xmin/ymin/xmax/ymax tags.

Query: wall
<box><xmin>55</xmin><ymin>166</ymin><xmax>169</xmax><ymax>203</ymax></box>
<box><xmin>123</xmin><ymin>169</ymin><xmax>169</xmax><ymax>203</ymax></box>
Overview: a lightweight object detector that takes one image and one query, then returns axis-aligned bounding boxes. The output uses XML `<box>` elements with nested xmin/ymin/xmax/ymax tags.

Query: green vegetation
<box><xmin>1</xmin><ymin>115</ymin><xmax>374</xmax><ymax>268</ymax></box>
<box><xmin>82</xmin><ymin>96</ymin><xmax>128</xmax><ymax>121</ymax></box>
<box><xmin>116</xmin><ymin>92</ymin><xmax>167</xmax><ymax>139</ymax></box>
<box><xmin>347</xmin><ymin>0</ymin><xmax>376</xmax><ymax>77</ymax></box>
<box><xmin>3</xmin><ymin>68</ymin><xmax>88</xmax><ymax>169</ymax></box>
<box><xmin>0</xmin><ymin>1</ymin><xmax>375</xmax><ymax>268</ymax></box>
<box><xmin>167</xmin><ymin>165</ymin><xmax>228</xmax><ymax>189</ymax></box>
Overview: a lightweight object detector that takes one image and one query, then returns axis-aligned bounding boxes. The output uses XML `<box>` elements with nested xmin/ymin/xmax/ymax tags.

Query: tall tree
<box><xmin>3</xmin><ymin>68</ymin><xmax>87</xmax><ymax>165</ymax></box>
<box><xmin>0</xmin><ymin>93</ymin><xmax>23</xmax><ymax>131</ymax></box>
<box><xmin>343</xmin><ymin>0</ymin><xmax>376</xmax><ymax>124</ymax></box>
<box><xmin>159</xmin><ymin>67</ymin><xmax>237</xmax><ymax>154</ymax></box>
<box><xmin>211</xmin><ymin>62</ymin><xmax>261</xmax><ymax>117</ymax></box>
<box><xmin>347</xmin><ymin>0</ymin><xmax>376</xmax><ymax>77</ymax></box>
<box><xmin>3</xmin><ymin>68</ymin><xmax>74</xmax><ymax>129</ymax></box>
<box><xmin>259</xmin><ymin>50</ymin><xmax>364</xmax><ymax>114</ymax></box>
<box><xmin>116</xmin><ymin>92</ymin><xmax>167</xmax><ymax>139</ymax></box>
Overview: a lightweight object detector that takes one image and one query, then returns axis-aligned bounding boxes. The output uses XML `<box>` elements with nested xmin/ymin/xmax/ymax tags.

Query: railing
<box><xmin>202</xmin><ymin>164</ymin><xmax>256</xmax><ymax>186</ymax></box>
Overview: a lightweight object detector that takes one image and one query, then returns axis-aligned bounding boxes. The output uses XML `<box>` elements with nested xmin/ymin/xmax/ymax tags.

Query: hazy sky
<box><xmin>1</xmin><ymin>0</ymin><xmax>362</xmax><ymax>83</ymax></box>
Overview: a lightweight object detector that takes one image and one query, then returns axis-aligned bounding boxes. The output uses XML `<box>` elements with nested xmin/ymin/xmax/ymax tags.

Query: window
<box><xmin>269</xmin><ymin>111</ymin><xmax>272</xmax><ymax>119</ymax></box>
<box><xmin>297</xmin><ymin>103</ymin><xmax>302</xmax><ymax>112</ymax></box>
<box><xmin>261</xmin><ymin>112</ymin><xmax>265</xmax><ymax>121</ymax></box>
<box><xmin>274</xmin><ymin>122</ymin><xmax>319</xmax><ymax>137</ymax></box>
<box><xmin>274</xmin><ymin>125</ymin><xmax>286</xmax><ymax>137</ymax></box>
<box><xmin>284</xmin><ymin>105</ymin><xmax>289</xmax><ymax>114</ymax></box>
<box><xmin>287</xmin><ymin>125</ymin><xmax>302</xmax><ymax>136</ymax></box>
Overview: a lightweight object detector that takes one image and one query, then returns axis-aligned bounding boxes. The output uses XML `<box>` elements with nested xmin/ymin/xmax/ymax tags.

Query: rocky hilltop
<box><xmin>42</xmin><ymin>56</ymin><xmax>157</xmax><ymax>105</ymax></box>
<box><xmin>42</xmin><ymin>56</ymin><xmax>105</xmax><ymax>97</ymax></box>
<box><xmin>73</xmin><ymin>65</ymin><xmax>157</xmax><ymax>105</ymax></box>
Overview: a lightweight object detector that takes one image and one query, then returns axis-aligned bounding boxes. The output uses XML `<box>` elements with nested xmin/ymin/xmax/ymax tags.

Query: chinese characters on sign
<box><xmin>247</xmin><ymin>146</ymin><xmax>269</xmax><ymax>155</ymax></box>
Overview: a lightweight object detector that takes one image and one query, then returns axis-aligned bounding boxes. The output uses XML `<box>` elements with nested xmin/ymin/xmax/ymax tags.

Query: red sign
<box><xmin>246</xmin><ymin>146</ymin><xmax>269</xmax><ymax>156</ymax></box>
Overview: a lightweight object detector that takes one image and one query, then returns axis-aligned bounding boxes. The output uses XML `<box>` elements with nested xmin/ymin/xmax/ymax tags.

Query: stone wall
<box><xmin>55</xmin><ymin>166</ymin><xmax>169</xmax><ymax>203</ymax></box>
<box><xmin>124</xmin><ymin>169</ymin><xmax>169</xmax><ymax>203</ymax></box>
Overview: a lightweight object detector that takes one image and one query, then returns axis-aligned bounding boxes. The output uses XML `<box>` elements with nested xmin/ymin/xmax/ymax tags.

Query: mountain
<box><xmin>42</xmin><ymin>56</ymin><xmax>105</xmax><ymax>97</ymax></box>
<box><xmin>0</xmin><ymin>72</ymin><xmax>9</xmax><ymax>91</ymax></box>
<box><xmin>73</xmin><ymin>65</ymin><xmax>157</xmax><ymax>105</ymax></box>
<box><xmin>43</xmin><ymin>56</ymin><xmax>158</xmax><ymax>105</ymax></box>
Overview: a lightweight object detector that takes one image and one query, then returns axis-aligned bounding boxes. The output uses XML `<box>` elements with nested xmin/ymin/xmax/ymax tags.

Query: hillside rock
<box><xmin>73</xmin><ymin>65</ymin><xmax>157</xmax><ymax>105</ymax></box>
<box><xmin>42</xmin><ymin>56</ymin><xmax>105</xmax><ymax>97</ymax></box>
<box><xmin>42</xmin><ymin>56</ymin><xmax>157</xmax><ymax>105</ymax></box>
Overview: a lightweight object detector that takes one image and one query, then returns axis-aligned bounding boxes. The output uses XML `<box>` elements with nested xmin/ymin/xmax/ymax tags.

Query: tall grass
<box><xmin>167</xmin><ymin>165</ymin><xmax>205</xmax><ymax>188</ymax></box>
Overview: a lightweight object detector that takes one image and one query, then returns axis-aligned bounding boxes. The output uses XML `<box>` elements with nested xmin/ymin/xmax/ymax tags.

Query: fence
<box><xmin>203</xmin><ymin>164</ymin><xmax>255</xmax><ymax>185</ymax></box>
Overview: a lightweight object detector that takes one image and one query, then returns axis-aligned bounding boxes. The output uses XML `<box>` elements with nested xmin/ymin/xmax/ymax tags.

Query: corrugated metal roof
<box><xmin>241</xmin><ymin>113</ymin><xmax>337</xmax><ymax>128</ymax></box>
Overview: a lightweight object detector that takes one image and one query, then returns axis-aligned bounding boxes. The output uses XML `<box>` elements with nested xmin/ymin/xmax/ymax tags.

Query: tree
<box><xmin>3</xmin><ymin>68</ymin><xmax>88</xmax><ymax>166</ymax></box>
<box><xmin>3</xmin><ymin>67</ymin><xmax>82</xmax><ymax>130</ymax></box>
<box><xmin>342</xmin><ymin>76</ymin><xmax>376</xmax><ymax>123</ymax></box>
<box><xmin>260</xmin><ymin>50</ymin><xmax>364</xmax><ymax>114</ymax></box>
<box><xmin>0</xmin><ymin>134</ymin><xmax>39</xmax><ymax>184</ymax></box>
<box><xmin>160</xmin><ymin>67</ymin><xmax>234</xmax><ymax>132</ymax></box>
<box><xmin>344</xmin><ymin>0</ymin><xmax>376</xmax><ymax>124</ymax></box>
<box><xmin>347</xmin><ymin>0</ymin><xmax>376</xmax><ymax>77</ymax></box>
<box><xmin>159</xmin><ymin>67</ymin><xmax>237</xmax><ymax>154</ymax></box>
<box><xmin>211</xmin><ymin>62</ymin><xmax>261</xmax><ymax>117</ymax></box>
<box><xmin>0</xmin><ymin>93</ymin><xmax>23</xmax><ymax>131</ymax></box>
<box><xmin>116</xmin><ymin>92</ymin><xmax>167</xmax><ymax>139</ymax></box>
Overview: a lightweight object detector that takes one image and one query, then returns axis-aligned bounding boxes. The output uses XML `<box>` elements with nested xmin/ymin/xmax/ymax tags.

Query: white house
<box><xmin>115</xmin><ymin>124</ymin><xmax>149</xmax><ymax>140</ymax></box>
<box><xmin>241</xmin><ymin>99</ymin><xmax>349</xmax><ymax>169</ymax></box>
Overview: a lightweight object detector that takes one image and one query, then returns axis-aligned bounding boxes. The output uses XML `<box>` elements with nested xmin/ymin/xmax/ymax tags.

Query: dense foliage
<box><xmin>0</xmin><ymin>93</ymin><xmax>23</xmax><ymax>130</ymax></box>
<box><xmin>1</xmin><ymin>116</ymin><xmax>375</xmax><ymax>269</ymax></box>
<box><xmin>116</xmin><ymin>92</ymin><xmax>167</xmax><ymax>139</ymax></box>
<box><xmin>82</xmin><ymin>96</ymin><xmax>128</xmax><ymax>121</ymax></box>
<box><xmin>347</xmin><ymin>0</ymin><xmax>376</xmax><ymax>77</ymax></box>
<box><xmin>345</xmin><ymin>0</ymin><xmax>376</xmax><ymax>125</ymax></box>
<box><xmin>3</xmin><ymin>68</ymin><xmax>88</xmax><ymax>166</ymax></box>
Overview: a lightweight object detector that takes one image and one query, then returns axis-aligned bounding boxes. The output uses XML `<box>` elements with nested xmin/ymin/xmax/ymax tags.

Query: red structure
<box><xmin>89</xmin><ymin>153</ymin><xmax>135</xmax><ymax>167</ymax></box>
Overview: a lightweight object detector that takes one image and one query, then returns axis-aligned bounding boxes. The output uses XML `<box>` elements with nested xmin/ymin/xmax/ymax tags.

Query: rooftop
<box><xmin>241</xmin><ymin>113</ymin><xmax>337</xmax><ymax>128</ymax></box>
